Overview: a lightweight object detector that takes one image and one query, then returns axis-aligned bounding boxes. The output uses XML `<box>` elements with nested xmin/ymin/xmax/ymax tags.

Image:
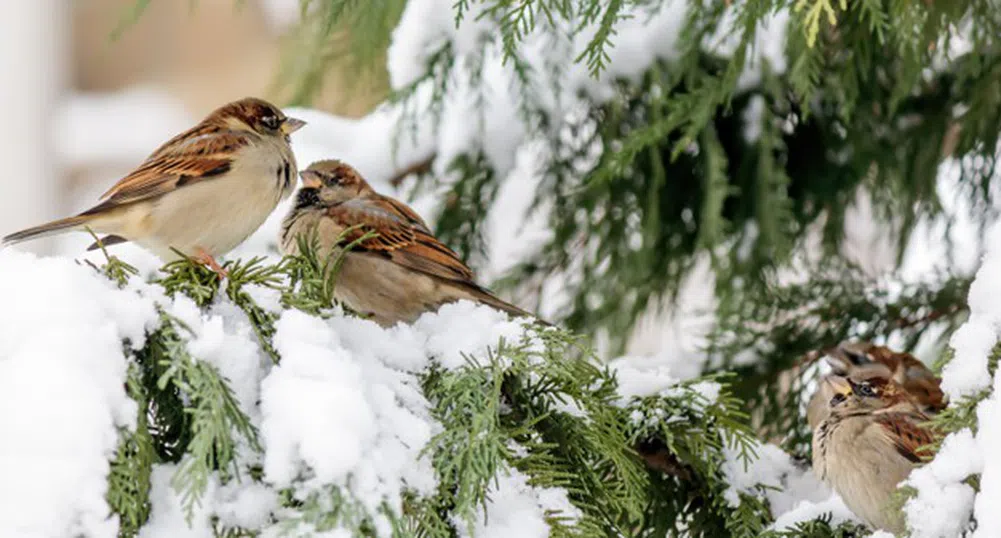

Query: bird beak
<box><xmin>281</xmin><ymin>117</ymin><xmax>307</xmax><ymax>135</ymax></box>
<box><xmin>299</xmin><ymin>170</ymin><xmax>323</xmax><ymax>189</ymax></box>
<box><xmin>824</xmin><ymin>375</ymin><xmax>854</xmax><ymax>398</ymax></box>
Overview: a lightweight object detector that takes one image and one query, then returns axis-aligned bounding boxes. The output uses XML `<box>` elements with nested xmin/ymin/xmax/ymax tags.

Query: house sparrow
<box><xmin>813</xmin><ymin>373</ymin><xmax>936</xmax><ymax>534</ymax></box>
<box><xmin>279</xmin><ymin>159</ymin><xmax>546</xmax><ymax>326</ymax></box>
<box><xmin>806</xmin><ymin>342</ymin><xmax>945</xmax><ymax>430</ymax></box>
<box><xmin>2</xmin><ymin>97</ymin><xmax>305</xmax><ymax>275</ymax></box>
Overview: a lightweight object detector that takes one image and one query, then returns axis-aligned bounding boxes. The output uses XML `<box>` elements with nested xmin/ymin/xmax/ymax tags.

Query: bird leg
<box><xmin>192</xmin><ymin>247</ymin><xmax>228</xmax><ymax>278</ymax></box>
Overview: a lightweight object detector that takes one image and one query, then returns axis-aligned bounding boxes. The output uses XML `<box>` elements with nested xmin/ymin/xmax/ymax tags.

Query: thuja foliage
<box><xmin>235</xmin><ymin>0</ymin><xmax>1000</xmax><ymax>353</ymax></box>
<box><xmin>92</xmin><ymin>243</ymin><xmax>791</xmax><ymax>537</ymax></box>
<box><xmin>113</xmin><ymin>0</ymin><xmax>1000</xmax><ymax>348</ymax></box>
<box><xmin>110</xmin><ymin>0</ymin><xmax>996</xmax><ymax>535</ymax></box>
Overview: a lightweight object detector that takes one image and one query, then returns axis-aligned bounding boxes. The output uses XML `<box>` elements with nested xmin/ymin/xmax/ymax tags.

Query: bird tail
<box><xmin>473</xmin><ymin>289</ymin><xmax>552</xmax><ymax>327</ymax></box>
<box><xmin>2</xmin><ymin>215</ymin><xmax>91</xmax><ymax>248</ymax></box>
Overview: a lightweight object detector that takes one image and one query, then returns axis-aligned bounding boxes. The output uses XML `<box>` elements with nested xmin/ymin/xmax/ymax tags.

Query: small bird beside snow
<box><xmin>279</xmin><ymin>159</ymin><xmax>546</xmax><ymax>327</ymax></box>
<box><xmin>807</xmin><ymin>342</ymin><xmax>943</xmax><ymax>534</ymax></box>
<box><xmin>2</xmin><ymin>97</ymin><xmax>305</xmax><ymax>276</ymax></box>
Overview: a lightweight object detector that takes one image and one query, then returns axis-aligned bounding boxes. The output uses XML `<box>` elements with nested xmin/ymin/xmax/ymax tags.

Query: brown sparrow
<box><xmin>807</xmin><ymin>342</ymin><xmax>945</xmax><ymax>430</ymax></box>
<box><xmin>279</xmin><ymin>159</ymin><xmax>545</xmax><ymax>326</ymax></box>
<box><xmin>2</xmin><ymin>97</ymin><xmax>305</xmax><ymax>275</ymax></box>
<box><xmin>813</xmin><ymin>373</ymin><xmax>936</xmax><ymax>534</ymax></box>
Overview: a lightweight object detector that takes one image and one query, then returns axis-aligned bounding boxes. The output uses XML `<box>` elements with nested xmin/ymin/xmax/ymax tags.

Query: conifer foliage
<box><xmin>90</xmin><ymin>248</ymin><xmax>769</xmax><ymax>537</ymax></box>
<box><xmin>62</xmin><ymin>0</ymin><xmax>1001</xmax><ymax>535</ymax></box>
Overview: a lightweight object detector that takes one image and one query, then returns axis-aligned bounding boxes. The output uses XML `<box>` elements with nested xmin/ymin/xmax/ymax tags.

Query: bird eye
<box><xmin>856</xmin><ymin>382</ymin><xmax>876</xmax><ymax>397</ymax></box>
<box><xmin>261</xmin><ymin>115</ymin><xmax>280</xmax><ymax>130</ymax></box>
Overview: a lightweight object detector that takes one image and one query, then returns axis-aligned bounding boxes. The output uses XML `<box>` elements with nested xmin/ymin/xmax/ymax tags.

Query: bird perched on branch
<box><xmin>812</xmin><ymin>373</ymin><xmax>937</xmax><ymax>534</ymax></box>
<box><xmin>806</xmin><ymin>342</ymin><xmax>945</xmax><ymax>431</ymax></box>
<box><xmin>2</xmin><ymin>97</ymin><xmax>305</xmax><ymax>276</ymax></box>
<box><xmin>279</xmin><ymin>159</ymin><xmax>547</xmax><ymax>326</ymax></box>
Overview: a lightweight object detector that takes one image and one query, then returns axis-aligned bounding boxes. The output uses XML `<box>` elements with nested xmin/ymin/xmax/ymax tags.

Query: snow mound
<box><xmin>0</xmin><ymin>251</ymin><xmax>156</xmax><ymax>538</ymax></box>
<box><xmin>0</xmin><ymin>249</ymin><xmax>585</xmax><ymax>537</ymax></box>
<box><xmin>904</xmin><ymin>220</ymin><xmax>1001</xmax><ymax>536</ymax></box>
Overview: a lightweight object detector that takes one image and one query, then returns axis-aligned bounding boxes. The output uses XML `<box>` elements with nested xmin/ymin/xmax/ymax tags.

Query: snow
<box><xmin>56</xmin><ymin>87</ymin><xmax>193</xmax><ymax>168</ymax></box>
<box><xmin>261</xmin><ymin>309</ymin><xmax>437</xmax><ymax>514</ymax></box>
<box><xmin>169</xmin><ymin>292</ymin><xmax>270</xmax><ymax>428</ymax></box>
<box><xmin>940</xmin><ymin>220</ymin><xmax>1001</xmax><ymax>400</ymax></box>
<box><xmin>0</xmin><ymin>243</ymin><xmax>588</xmax><ymax>536</ymax></box>
<box><xmin>414</xmin><ymin>300</ymin><xmax>537</xmax><ymax>370</ymax></box>
<box><xmin>771</xmin><ymin>494</ymin><xmax>858</xmax><ymax>532</ymax></box>
<box><xmin>973</xmin><ymin>371</ymin><xmax>1001</xmax><ymax>537</ymax></box>
<box><xmin>459</xmin><ymin>468</ymin><xmax>581</xmax><ymax>538</ymax></box>
<box><xmin>0</xmin><ymin>251</ymin><xmax>157</xmax><ymax>538</ymax></box>
<box><xmin>140</xmin><ymin>465</ymin><xmax>216</xmax><ymax>538</ymax></box>
<box><xmin>903</xmin><ymin>429</ymin><xmax>979</xmax><ymax>538</ymax></box>
<box><xmin>903</xmin><ymin>214</ymin><xmax>1001</xmax><ymax>536</ymax></box>
<box><xmin>607</xmin><ymin>355</ymin><xmax>680</xmax><ymax>404</ymax></box>
<box><xmin>742</xmin><ymin>95</ymin><xmax>767</xmax><ymax>142</ymax></box>
<box><xmin>720</xmin><ymin>440</ymin><xmax>834</xmax><ymax>514</ymax></box>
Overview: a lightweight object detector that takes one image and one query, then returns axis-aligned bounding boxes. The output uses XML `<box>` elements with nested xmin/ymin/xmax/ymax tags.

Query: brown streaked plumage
<box><xmin>2</xmin><ymin>97</ymin><xmax>305</xmax><ymax>275</ymax></box>
<box><xmin>807</xmin><ymin>342</ymin><xmax>945</xmax><ymax>431</ymax></box>
<box><xmin>812</xmin><ymin>373</ymin><xmax>937</xmax><ymax>534</ymax></box>
<box><xmin>279</xmin><ymin>159</ymin><xmax>547</xmax><ymax>326</ymax></box>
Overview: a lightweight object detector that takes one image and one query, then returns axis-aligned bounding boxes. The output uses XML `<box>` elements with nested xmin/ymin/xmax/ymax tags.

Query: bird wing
<box><xmin>325</xmin><ymin>196</ymin><xmax>475</xmax><ymax>284</ymax></box>
<box><xmin>89</xmin><ymin>127</ymin><xmax>249</xmax><ymax>210</ymax></box>
<box><xmin>875</xmin><ymin>413</ymin><xmax>936</xmax><ymax>463</ymax></box>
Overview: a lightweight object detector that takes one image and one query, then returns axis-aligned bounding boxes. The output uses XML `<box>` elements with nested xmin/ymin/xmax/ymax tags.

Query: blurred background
<box><xmin>0</xmin><ymin>0</ymin><xmax>990</xmax><ymax>366</ymax></box>
<box><xmin>0</xmin><ymin>0</ymin><xmax>378</xmax><ymax>255</ymax></box>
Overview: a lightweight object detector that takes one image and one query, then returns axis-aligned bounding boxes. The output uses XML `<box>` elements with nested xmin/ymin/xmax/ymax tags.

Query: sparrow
<box><xmin>2</xmin><ymin>97</ymin><xmax>306</xmax><ymax>275</ymax></box>
<box><xmin>279</xmin><ymin>159</ymin><xmax>546</xmax><ymax>326</ymax></box>
<box><xmin>812</xmin><ymin>373</ymin><xmax>936</xmax><ymax>534</ymax></box>
<box><xmin>806</xmin><ymin>342</ymin><xmax>945</xmax><ymax>431</ymax></box>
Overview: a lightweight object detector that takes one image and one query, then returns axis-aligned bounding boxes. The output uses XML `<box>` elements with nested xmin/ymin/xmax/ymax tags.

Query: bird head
<box><xmin>297</xmin><ymin>160</ymin><xmax>371</xmax><ymax>206</ymax></box>
<box><xmin>825</xmin><ymin>373</ymin><xmax>918</xmax><ymax>415</ymax></box>
<box><xmin>211</xmin><ymin>97</ymin><xmax>306</xmax><ymax>139</ymax></box>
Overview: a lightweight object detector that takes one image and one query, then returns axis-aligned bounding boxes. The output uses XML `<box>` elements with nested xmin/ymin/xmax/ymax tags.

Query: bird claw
<box><xmin>192</xmin><ymin>249</ymin><xmax>228</xmax><ymax>278</ymax></box>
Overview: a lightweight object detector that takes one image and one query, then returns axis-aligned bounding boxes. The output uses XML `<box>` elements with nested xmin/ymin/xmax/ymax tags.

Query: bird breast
<box><xmin>813</xmin><ymin>415</ymin><xmax>913</xmax><ymax>533</ymax></box>
<box><xmin>136</xmin><ymin>140</ymin><xmax>294</xmax><ymax>259</ymax></box>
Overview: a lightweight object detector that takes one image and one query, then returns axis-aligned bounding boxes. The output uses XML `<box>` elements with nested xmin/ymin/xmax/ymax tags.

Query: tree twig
<box><xmin>388</xmin><ymin>154</ymin><xmax>436</xmax><ymax>187</ymax></box>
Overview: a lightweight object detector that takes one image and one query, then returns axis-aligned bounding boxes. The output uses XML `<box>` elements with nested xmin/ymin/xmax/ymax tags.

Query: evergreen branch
<box><xmin>696</xmin><ymin>124</ymin><xmax>732</xmax><ymax>252</ymax></box>
<box><xmin>793</xmin><ymin>0</ymin><xmax>844</xmax><ymax>48</ymax></box>
<box><xmin>222</xmin><ymin>257</ymin><xmax>288</xmax><ymax>364</ymax></box>
<box><xmin>759</xmin><ymin>513</ymin><xmax>868</xmax><ymax>537</ymax></box>
<box><xmin>433</xmin><ymin>152</ymin><xmax>499</xmax><ymax>264</ymax></box>
<box><xmin>157</xmin><ymin>252</ymin><xmax>222</xmax><ymax>307</ymax></box>
<box><xmin>422</xmin><ymin>356</ymin><xmax>509</xmax><ymax>533</ymax></box>
<box><xmin>388</xmin><ymin>154</ymin><xmax>437</xmax><ymax>187</ymax></box>
<box><xmin>144</xmin><ymin>311</ymin><xmax>261</xmax><ymax>523</ymax></box>
<box><xmin>281</xmin><ymin>223</ymin><xmax>376</xmax><ymax>317</ymax></box>
<box><xmin>574</xmin><ymin>0</ymin><xmax>627</xmax><ymax>77</ymax></box>
<box><xmin>106</xmin><ymin>362</ymin><xmax>156</xmax><ymax>537</ymax></box>
<box><xmin>82</xmin><ymin>228</ymin><xmax>141</xmax><ymax>287</ymax></box>
<box><xmin>272</xmin><ymin>486</ymin><xmax>398</xmax><ymax>536</ymax></box>
<box><xmin>275</xmin><ymin>0</ymin><xmax>405</xmax><ymax>106</ymax></box>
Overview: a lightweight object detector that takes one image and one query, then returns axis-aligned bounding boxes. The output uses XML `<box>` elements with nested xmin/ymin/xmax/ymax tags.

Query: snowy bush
<box><xmin>8</xmin><ymin>0</ymin><xmax>1001</xmax><ymax>535</ymax></box>
<box><xmin>0</xmin><ymin>246</ymin><xmax>799</xmax><ymax>537</ymax></box>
